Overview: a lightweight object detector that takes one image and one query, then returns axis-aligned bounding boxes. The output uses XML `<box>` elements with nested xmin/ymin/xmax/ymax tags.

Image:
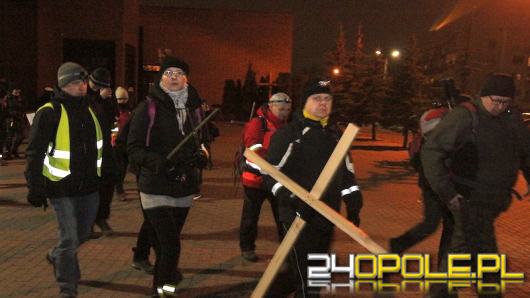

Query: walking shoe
<box><xmin>241</xmin><ymin>250</ymin><xmax>258</xmax><ymax>262</ymax></box>
<box><xmin>131</xmin><ymin>259</ymin><xmax>154</xmax><ymax>274</ymax></box>
<box><xmin>96</xmin><ymin>220</ymin><xmax>114</xmax><ymax>236</ymax></box>
<box><xmin>88</xmin><ymin>226</ymin><xmax>102</xmax><ymax>240</ymax></box>
<box><xmin>46</xmin><ymin>249</ymin><xmax>57</xmax><ymax>278</ymax></box>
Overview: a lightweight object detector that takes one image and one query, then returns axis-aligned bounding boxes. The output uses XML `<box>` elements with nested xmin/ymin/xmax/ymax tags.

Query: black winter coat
<box><xmin>127</xmin><ymin>83</ymin><xmax>203</xmax><ymax>198</ymax></box>
<box><xmin>25</xmin><ymin>86</ymin><xmax>114</xmax><ymax>198</ymax></box>
<box><xmin>264</xmin><ymin>112</ymin><xmax>361</xmax><ymax>231</ymax></box>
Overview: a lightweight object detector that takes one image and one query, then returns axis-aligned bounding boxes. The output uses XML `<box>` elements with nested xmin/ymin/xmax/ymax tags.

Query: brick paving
<box><xmin>0</xmin><ymin>123</ymin><xmax>529</xmax><ymax>297</ymax></box>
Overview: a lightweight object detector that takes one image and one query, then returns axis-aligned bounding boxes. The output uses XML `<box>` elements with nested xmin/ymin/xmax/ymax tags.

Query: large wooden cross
<box><xmin>244</xmin><ymin>123</ymin><xmax>386</xmax><ymax>298</ymax></box>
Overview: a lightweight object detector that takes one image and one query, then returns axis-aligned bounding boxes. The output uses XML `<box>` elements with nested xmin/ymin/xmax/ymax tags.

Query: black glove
<box><xmin>164</xmin><ymin>160</ymin><xmax>187</xmax><ymax>181</ymax></box>
<box><xmin>296</xmin><ymin>201</ymin><xmax>317</xmax><ymax>222</ymax></box>
<box><xmin>275</xmin><ymin>186</ymin><xmax>297</xmax><ymax>207</ymax></box>
<box><xmin>27</xmin><ymin>187</ymin><xmax>48</xmax><ymax>209</ymax></box>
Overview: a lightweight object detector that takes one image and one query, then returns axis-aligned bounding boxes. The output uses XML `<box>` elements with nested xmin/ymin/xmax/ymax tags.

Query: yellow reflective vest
<box><xmin>37</xmin><ymin>102</ymin><xmax>103</xmax><ymax>181</ymax></box>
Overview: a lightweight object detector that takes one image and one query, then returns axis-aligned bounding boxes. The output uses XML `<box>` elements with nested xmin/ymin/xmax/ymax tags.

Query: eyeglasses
<box><xmin>164</xmin><ymin>70</ymin><xmax>186</xmax><ymax>78</ymax></box>
<box><xmin>489</xmin><ymin>96</ymin><xmax>512</xmax><ymax>105</ymax></box>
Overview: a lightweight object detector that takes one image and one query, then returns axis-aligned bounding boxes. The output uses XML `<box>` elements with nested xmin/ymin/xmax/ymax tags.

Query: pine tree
<box><xmin>324</xmin><ymin>24</ymin><xmax>352</xmax><ymax>122</ymax></box>
<box><xmin>241</xmin><ymin>64</ymin><xmax>258</xmax><ymax>120</ymax></box>
<box><xmin>221</xmin><ymin>79</ymin><xmax>238</xmax><ymax>120</ymax></box>
<box><xmin>381</xmin><ymin>36</ymin><xmax>430</xmax><ymax>147</ymax></box>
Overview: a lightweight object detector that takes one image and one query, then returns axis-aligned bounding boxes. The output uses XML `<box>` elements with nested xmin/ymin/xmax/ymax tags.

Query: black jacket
<box><xmin>25</xmin><ymin>86</ymin><xmax>113</xmax><ymax>198</ymax></box>
<box><xmin>264</xmin><ymin>112</ymin><xmax>362</xmax><ymax>231</ymax></box>
<box><xmin>127</xmin><ymin>83</ymin><xmax>203</xmax><ymax>197</ymax></box>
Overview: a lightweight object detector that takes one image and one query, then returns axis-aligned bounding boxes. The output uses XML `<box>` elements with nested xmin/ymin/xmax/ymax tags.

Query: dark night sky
<box><xmin>142</xmin><ymin>0</ymin><xmax>453</xmax><ymax>73</ymax></box>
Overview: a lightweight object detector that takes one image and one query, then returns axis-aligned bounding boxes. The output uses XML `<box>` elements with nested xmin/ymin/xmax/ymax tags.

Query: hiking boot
<box><xmin>241</xmin><ymin>250</ymin><xmax>258</xmax><ymax>262</ymax></box>
<box><xmin>96</xmin><ymin>220</ymin><xmax>114</xmax><ymax>236</ymax></box>
<box><xmin>131</xmin><ymin>259</ymin><xmax>154</xmax><ymax>274</ymax></box>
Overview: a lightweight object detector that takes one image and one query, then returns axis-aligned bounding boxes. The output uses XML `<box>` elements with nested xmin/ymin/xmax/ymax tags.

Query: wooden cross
<box><xmin>244</xmin><ymin>123</ymin><xmax>386</xmax><ymax>298</ymax></box>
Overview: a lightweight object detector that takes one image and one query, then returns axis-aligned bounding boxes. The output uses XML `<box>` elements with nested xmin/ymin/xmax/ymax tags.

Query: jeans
<box><xmin>145</xmin><ymin>206</ymin><xmax>190</xmax><ymax>293</ymax></box>
<box><xmin>49</xmin><ymin>192</ymin><xmax>99</xmax><ymax>295</ymax></box>
<box><xmin>239</xmin><ymin>187</ymin><xmax>283</xmax><ymax>252</ymax></box>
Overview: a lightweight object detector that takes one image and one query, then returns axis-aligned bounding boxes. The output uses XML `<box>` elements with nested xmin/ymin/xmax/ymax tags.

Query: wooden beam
<box><xmin>248</xmin><ymin>124</ymin><xmax>385</xmax><ymax>297</ymax></box>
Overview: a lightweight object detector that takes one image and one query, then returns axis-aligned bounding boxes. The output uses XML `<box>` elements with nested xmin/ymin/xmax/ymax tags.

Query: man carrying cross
<box><xmin>264</xmin><ymin>78</ymin><xmax>363</xmax><ymax>297</ymax></box>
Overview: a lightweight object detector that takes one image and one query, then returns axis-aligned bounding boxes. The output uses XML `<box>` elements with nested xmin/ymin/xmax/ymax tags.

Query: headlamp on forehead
<box><xmin>269</xmin><ymin>98</ymin><xmax>291</xmax><ymax>104</ymax></box>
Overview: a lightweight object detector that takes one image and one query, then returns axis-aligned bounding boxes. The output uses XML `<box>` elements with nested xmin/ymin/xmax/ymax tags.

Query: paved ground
<box><xmin>0</xmin><ymin>123</ymin><xmax>529</xmax><ymax>297</ymax></box>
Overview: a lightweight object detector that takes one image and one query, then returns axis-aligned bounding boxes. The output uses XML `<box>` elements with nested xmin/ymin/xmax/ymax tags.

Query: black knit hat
<box><xmin>301</xmin><ymin>78</ymin><xmax>332</xmax><ymax>107</ymax></box>
<box><xmin>57</xmin><ymin>62</ymin><xmax>88</xmax><ymax>88</ymax></box>
<box><xmin>159</xmin><ymin>56</ymin><xmax>190</xmax><ymax>76</ymax></box>
<box><xmin>479</xmin><ymin>73</ymin><xmax>515</xmax><ymax>98</ymax></box>
<box><xmin>89</xmin><ymin>67</ymin><xmax>111</xmax><ymax>88</ymax></box>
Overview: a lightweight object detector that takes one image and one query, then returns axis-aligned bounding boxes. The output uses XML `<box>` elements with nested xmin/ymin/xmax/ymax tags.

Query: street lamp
<box><xmin>375</xmin><ymin>49</ymin><xmax>401</xmax><ymax>78</ymax></box>
<box><xmin>332</xmin><ymin>67</ymin><xmax>340</xmax><ymax>76</ymax></box>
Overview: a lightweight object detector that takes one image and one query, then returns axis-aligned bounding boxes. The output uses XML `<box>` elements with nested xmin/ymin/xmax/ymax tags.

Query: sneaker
<box><xmin>96</xmin><ymin>220</ymin><xmax>114</xmax><ymax>236</ymax></box>
<box><xmin>131</xmin><ymin>259</ymin><xmax>154</xmax><ymax>274</ymax></box>
<box><xmin>241</xmin><ymin>250</ymin><xmax>258</xmax><ymax>262</ymax></box>
<box><xmin>193</xmin><ymin>194</ymin><xmax>202</xmax><ymax>201</ymax></box>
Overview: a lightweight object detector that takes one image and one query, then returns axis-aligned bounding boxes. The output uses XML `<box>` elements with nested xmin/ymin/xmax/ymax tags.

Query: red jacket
<box><xmin>241</xmin><ymin>106</ymin><xmax>287</xmax><ymax>189</ymax></box>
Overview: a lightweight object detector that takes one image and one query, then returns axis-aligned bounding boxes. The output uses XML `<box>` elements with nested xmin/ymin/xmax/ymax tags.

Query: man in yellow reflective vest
<box><xmin>25</xmin><ymin>62</ymin><xmax>112</xmax><ymax>298</ymax></box>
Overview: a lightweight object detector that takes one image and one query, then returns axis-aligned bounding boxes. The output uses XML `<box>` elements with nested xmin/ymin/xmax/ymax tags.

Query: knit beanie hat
<box><xmin>479</xmin><ymin>73</ymin><xmax>515</xmax><ymax>98</ymax></box>
<box><xmin>301</xmin><ymin>78</ymin><xmax>331</xmax><ymax>107</ymax></box>
<box><xmin>159</xmin><ymin>56</ymin><xmax>190</xmax><ymax>76</ymax></box>
<box><xmin>57</xmin><ymin>62</ymin><xmax>88</xmax><ymax>88</ymax></box>
<box><xmin>89</xmin><ymin>67</ymin><xmax>111</xmax><ymax>88</ymax></box>
<box><xmin>420</xmin><ymin>107</ymin><xmax>449</xmax><ymax>135</ymax></box>
<box><xmin>115</xmin><ymin>86</ymin><xmax>129</xmax><ymax>99</ymax></box>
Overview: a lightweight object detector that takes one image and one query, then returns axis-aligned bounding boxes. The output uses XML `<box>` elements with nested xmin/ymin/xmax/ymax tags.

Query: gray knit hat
<box><xmin>57</xmin><ymin>62</ymin><xmax>88</xmax><ymax>88</ymax></box>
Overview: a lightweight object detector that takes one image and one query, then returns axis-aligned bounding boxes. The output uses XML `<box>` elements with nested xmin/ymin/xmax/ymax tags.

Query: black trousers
<box><xmin>114</xmin><ymin>148</ymin><xmax>128</xmax><ymax>194</ymax></box>
<box><xmin>239</xmin><ymin>186</ymin><xmax>283</xmax><ymax>252</ymax></box>
<box><xmin>390</xmin><ymin>187</ymin><xmax>450</xmax><ymax>257</ymax></box>
<box><xmin>5</xmin><ymin>119</ymin><xmax>24</xmax><ymax>155</ymax></box>
<box><xmin>282</xmin><ymin>221</ymin><xmax>333</xmax><ymax>298</ymax></box>
<box><xmin>133</xmin><ymin>206</ymin><xmax>156</xmax><ymax>261</ymax></box>
<box><xmin>145</xmin><ymin>206</ymin><xmax>190</xmax><ymax>292</ymax></box>
<box><xmin>430</xmin><ymin>192</ymin><xmax>507</xmax><ymax>298</ymax></box>
<box><xmin>96</xmin><ymin>182</ymin><xmax>114</xmax><ymax>221</ymax></box>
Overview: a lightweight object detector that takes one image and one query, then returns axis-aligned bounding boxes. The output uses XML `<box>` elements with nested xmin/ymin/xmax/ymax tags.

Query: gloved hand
<box><xmin>275</xmin><ymin>186</ymin><xmax>297</xmax><ymax>207</ymax></box>
<box><xmin>448</xmin><ymin>193</ymin><xmax>464</xmax><ymax>212</ymax></box>
<box><xmin>297</xmin><ymin>201</ymin><xmax>316</xmax><ymax>222</ymax></box>
<box><xmin>27</xmin><ymin>186</ymin><xmax>48</xmax><ymax>209</ymax></box>
<box><xmin>164</xmin><ymin>160</ymin><xmax>186</xmax><ymax>181</ymax></box>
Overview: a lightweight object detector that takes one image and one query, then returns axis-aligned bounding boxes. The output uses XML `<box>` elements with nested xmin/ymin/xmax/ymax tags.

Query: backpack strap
<box><xmin>146</xmin><ymin>96</ymin><xmax>156</xmax><ymax>147</ymax></box>
<box><xmin>459</xmin><ymin>101</ymin><xmax>479</xmax><ymax>144</ymax></box>
<box><xmin>258</xmin><ymin>115</ymin><xmax>269</xmax><ymax>133</ymax></box>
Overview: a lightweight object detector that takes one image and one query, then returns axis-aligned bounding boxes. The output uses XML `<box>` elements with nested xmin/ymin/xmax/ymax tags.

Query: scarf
<box><xmin>160</xmin><ymin>82</ymin><xmax>188</xmax><ymax>135</ymax></box>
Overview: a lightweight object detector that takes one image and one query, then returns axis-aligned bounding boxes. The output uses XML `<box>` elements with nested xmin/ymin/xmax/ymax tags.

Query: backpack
<box><xmin>407</xmin><ymin>103</ymin><xmax>478</xmax><ymax>169</ymax></box>
<box><xmin>233</xmin><ymin>116</ymin><xmax>268</xmax><ymax>183</ymax></box>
